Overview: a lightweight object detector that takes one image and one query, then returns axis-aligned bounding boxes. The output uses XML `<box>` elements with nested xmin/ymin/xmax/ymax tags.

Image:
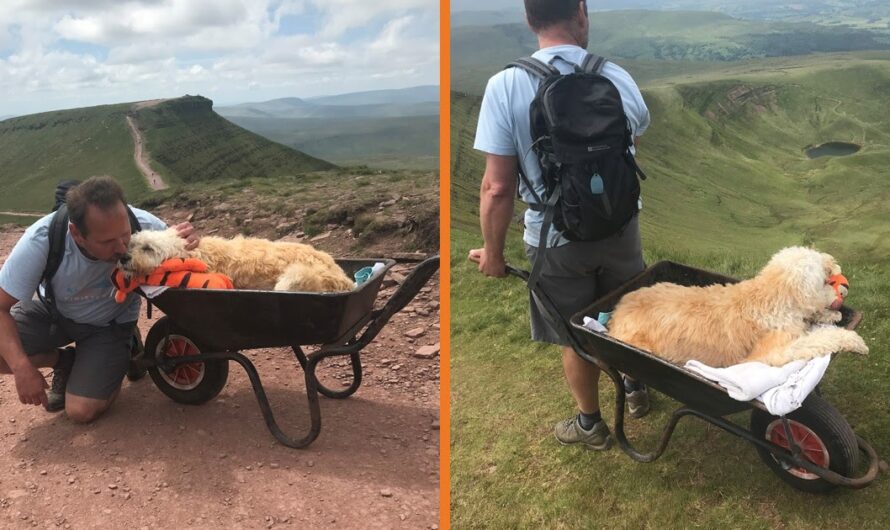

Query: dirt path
<box><xmin>0</xmin><ymin>225</ymin><xmax>441</xmax><ymax>529</ymax></box>
<box><xmin>0</xmin><ymin>212</ymin><xmax>42</xmax><ymax>218</ymax></box>
<box><xmin>126</xmin><ymin>114</ymin><xmax>168</xmax><ymax>191</ymax></box>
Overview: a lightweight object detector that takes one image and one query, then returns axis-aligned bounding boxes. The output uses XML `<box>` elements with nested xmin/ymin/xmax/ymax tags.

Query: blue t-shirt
<box><xmin>474</xmin><ymin>45</ymin><xmax>650</xmax><ymax>248</ymax></box>
<box><xmin>0</xmin><ymin>207</ymin><xmax>167</xmax><ymax>326</ymax></box>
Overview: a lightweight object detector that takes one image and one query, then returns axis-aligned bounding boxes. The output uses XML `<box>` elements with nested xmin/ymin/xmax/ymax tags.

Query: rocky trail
<box><xmin>126</xmin><ymin>101</ymin><xmax>168</xmax><ymax>191</ymax></box>
<box><xmin>0</xmin><ymin>225</ymin><xmax>441</xmax><ymax>529</ymax></box>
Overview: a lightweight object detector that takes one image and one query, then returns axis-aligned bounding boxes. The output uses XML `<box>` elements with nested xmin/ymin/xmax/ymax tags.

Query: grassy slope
<box><xmin>134</xmin><ymin>96</ymin><xmax>334</xmax><ymax>184</ymax></box>
<box><xmin>451</xmin><ymin>55</ymin><xmax>890</xmax><ymax>528</ymax></box>
<box><xmin>0</xmin><ymin>96</ymin><xmax>335</xmax><ymax>212</ymax></box>
<box><xmin>0</xmin><ymin>103</ymin><xmax>147</xmax><ymax>211</ymax></box>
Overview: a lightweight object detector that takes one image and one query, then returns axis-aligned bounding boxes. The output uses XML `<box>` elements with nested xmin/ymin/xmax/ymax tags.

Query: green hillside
<box><xmin>451</xmin><ymin>55</ymin><xmax>890</xmax><ymax>527</ymax></box>
<box><xmin>0</xmin><ymin>96</ymin><xmax>333</xmax><ymax>212</ymax></box>
<box><xmin>133</xmin><ymin>96</ymin><xmax>334</xmax><ymax>184</ymax></box>
<box><xmin>0</xmin><ymin>102</ymin><xmax>147</xmax><ymax>211</ymax></box>
<box><xmin>453</xmin><ymin>54</ymin><xmax>890</xmax><ymax>265</ymax></box>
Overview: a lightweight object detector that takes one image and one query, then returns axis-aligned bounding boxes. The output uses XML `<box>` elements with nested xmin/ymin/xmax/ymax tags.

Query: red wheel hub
<box><xmin>765</xmin><ymin>419</ymin><xmax>829</xmax><ymax>480</ymax></box>
<box><xmin>162</xmin><ymin>336</ymin><xmax>205</xmax><ymax>387</ymax></box>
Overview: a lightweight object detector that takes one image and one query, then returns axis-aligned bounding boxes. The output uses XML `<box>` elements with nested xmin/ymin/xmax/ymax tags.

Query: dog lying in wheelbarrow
<box><xmin>607</xmin><ymin>247</ymin><xmax>869</xmax><ymax>367</ymax></box>
<box><xmin>118</xmin><ymin>228</ymin><xmax>355</xmax><ymax>292</ymax></box>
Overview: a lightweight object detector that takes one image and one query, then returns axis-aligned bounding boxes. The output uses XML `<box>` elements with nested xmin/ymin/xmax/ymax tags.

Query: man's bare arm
<box><xmin>469</xmin><ymin>153</ymin><xmax>519</xmax><ymax>277</ymax></box>
<box><xmin>0</xmin><ymin>288</ymin><xmax>48</xmax><ymax>406</ymax></box>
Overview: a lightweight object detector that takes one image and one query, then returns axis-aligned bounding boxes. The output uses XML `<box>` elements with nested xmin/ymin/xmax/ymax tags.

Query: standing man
<box><xmin>469</xmin><ymin>0</ymin><xmax>652</xmax><ymax>450</ymax></box>
<box><xmin>0</xmin><ymin>176</ymin><xmax>198</xmax><ymax>423</ymax></box>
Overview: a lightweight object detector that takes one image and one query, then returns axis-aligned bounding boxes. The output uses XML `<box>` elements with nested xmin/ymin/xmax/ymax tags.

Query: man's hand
<box><xmin>468</xmin><ymin>247</ymin><xmax>507</xmax><ymax>278</ymax></box>
<box><xmin>173</xmin><ymin>222</ymin><xmax>200</xmax><ymax>251</ymax></box>
<box><xmin>14</xmin><ymin>364</ymin><xmax>48</xmax><ymax>406</ymax></box>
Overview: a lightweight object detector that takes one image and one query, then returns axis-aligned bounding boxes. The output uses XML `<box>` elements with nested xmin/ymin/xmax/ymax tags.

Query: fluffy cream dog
<box><xmin>119</xmin><ymin>228</ymin><xmax>354</xmax><ymax>292</ymax></box>
<box><xmin>607</xmin><ymin>247</ymin><xmax>869</xmax><ymax>367</ymax></box>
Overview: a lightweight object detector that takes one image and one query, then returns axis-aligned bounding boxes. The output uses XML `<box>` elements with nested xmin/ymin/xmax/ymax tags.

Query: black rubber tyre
<box><xmin>750</xmin><ymin>393</ymin><xmax>859</xmax><ymax>493</ymax></box>
<box><xmin>145</xmin><ymin>317</ymin><xmax>229</xmax><ymax>405</ymax></box>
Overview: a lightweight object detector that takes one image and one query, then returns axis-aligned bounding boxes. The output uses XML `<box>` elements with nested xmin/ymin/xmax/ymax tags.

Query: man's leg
<box><xmin>65</xmin><ymin>388</ymin><xmax>121</xmax><ymax>424</ymax></box>
<box><xmin>63</xmin><ymin>321</ymin><xmax>134</xmax><ymax>424</ymax></box>
<box><xmin>561</xmin><ymin>345</ymin><xmax>599</xmax><ymax>414</ymax></box>
<box><xmin>524</xmin><ymin>242</ymin><xmax>613</xmax><ymax>450</ymax></box>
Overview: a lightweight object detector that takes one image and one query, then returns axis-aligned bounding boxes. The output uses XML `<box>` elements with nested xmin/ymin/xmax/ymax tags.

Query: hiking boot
<box><xmin>45</xmin><ymin>347</ymin><xmax>75</xmax><ymax>413</ymax></box>
<box><xmin>626</xmin><ymin>388</ymin><xmax>651</xmax><ymax>418</ymax></box>
<box><xmin>126</xmin><ymin>327</ymin><xmax>147</xmax><ymax>382</ymax></box>
<box><xmin>554</xmin><ymin>416</ymin><xmax>613</xmax><ymax>451</ymax></box>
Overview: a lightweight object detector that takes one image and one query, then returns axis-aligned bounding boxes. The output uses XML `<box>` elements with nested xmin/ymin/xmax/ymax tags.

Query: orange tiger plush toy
<box><xmin>111</xmin><ymin>257</ymin><xmax>234</xmax><ymax>303</ymax></box>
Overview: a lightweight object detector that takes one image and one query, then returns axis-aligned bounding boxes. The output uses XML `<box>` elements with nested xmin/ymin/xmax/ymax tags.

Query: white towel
<box><xmin>138</xmin><ymin>285</ymin><xmax>169</xmax><ymax>298</ymax></box>
<box><xmin>685</xmin><ymin>355</ymin><xmax>830</xmax><ymax>416</ymax></box>
<box><xmin>581</xmin><ymin>316</ymin><xmax>608</xmax><ymax>333</ymax></box>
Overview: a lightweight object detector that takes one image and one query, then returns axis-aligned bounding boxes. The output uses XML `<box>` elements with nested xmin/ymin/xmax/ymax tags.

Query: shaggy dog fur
<box><xmin>119</xmin><ymin>228</ymin><xmax>355</xmax><ymax>293</ymax></box>
<box><xmin>607</xmin><ymin>247</ymin><xmax>869</xmax><ymax>367</ymax></box>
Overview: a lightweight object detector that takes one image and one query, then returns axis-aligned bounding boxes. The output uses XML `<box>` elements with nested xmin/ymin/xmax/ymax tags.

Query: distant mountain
<box><xmin>454</xmin><ymin>0</ymin><xmax>890</xmax><ymax>26</ymax></box>
<box><xmin>224</xmin><ymin>114</ymin><xmax>439</xmax><ymax>170</ymax></box>
<box><xmin>215</xmin><ymin>86</ymin><xmax>439</xmax><ymax>120</ymax></box>
<box><xmin>452</xmin><ymin>10</ymin><xmax>524</xmax><ymax>28</ymax></box>
<box><xmin>0</xmin><ymin>115</ymin><xmax>13</xmax><ymax>121</ymax></box>
<box><xmin>0</xmin><ymin>95</ymin><xmax>333</xmax><ymax>211</ymax></box>
<box><xmin>453</xmin><ymin>10</ymin><xmax>890</xmax><ymax>72</ymax></box>
<box><xmin>307</xmin><ymin>85</ymin><xmax>439</xmax><ymax>106</ymax></box>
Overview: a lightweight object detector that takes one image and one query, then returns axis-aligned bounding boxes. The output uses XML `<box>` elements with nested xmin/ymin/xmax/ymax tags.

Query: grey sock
<box><xmin>578</xmin><ymin>410</ymin><xmax>601</xmax><ymax>430</ymax></box>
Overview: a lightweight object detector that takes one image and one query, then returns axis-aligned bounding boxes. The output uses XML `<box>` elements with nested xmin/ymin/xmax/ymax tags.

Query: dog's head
<box><xmin>761</xmin><ymin>247</ymin><xmax>845</xmax><ymax>311</ymax></box>
<box><xmin>118</xmin><ymin>228</ymin><xmax>187</xmax><ymax>277</ymax></box>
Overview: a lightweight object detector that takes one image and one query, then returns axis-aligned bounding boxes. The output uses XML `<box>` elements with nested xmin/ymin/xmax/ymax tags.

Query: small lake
<box><xmin>805</xmin><ymin>142</ymin><xmax>861</xmax><ymax>159</ymax></box>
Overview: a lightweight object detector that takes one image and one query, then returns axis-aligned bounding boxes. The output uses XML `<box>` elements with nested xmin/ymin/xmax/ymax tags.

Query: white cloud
<box><xmin>0</xmin><ymin>0</ymin><xmax>439</xmax><ymax>116</ymax></box>
<box><xmin>310</xmin><ymin>0</ymin><xmax>435</xmax><ymax>38</ymax></box>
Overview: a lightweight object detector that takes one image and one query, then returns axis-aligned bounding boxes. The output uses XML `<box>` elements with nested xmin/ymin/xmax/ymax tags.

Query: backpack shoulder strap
<box><xmin>43</xmin><ymin>205</ymin><xmax>69</xmax><ymax>287</ymax></box>
<box><xmin>580</xmin><ymin>53</ymin><xmax>607</xmax><ymax>74</ymax></box>
<box><xmin>505</xmin><ymin>57</ymin><xmax>560</xmax><ymax>80</ymax></box>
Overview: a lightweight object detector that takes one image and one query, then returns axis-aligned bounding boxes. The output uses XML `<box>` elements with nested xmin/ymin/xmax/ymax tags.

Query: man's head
<box><xmin>66</xmin><ymin>176</ymin><xmax>133</xmax><ymax>263</ymax></box>
<box><xmin>525</xmin><ymin>0</ymin><xmax>589</xmax><ymax>48</ymax></box>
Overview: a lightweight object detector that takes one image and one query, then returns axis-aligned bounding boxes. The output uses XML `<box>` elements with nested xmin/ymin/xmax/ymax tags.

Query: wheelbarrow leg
<box><xmin>603</xmin><ymin>365</ymin><xmax>691</xmax><ymax>463</ymax></box>
<box><xmin>292</xmin><ymin>346</ymin><xmax>363</xmax><ymax>399</ymax></box>
<box><xmin>166</xmin><ymin>351</ymin><xmax>321</xmax><ymax>448</ymax></box>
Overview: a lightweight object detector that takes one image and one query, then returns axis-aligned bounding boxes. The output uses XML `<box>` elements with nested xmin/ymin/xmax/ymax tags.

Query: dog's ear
<box><xmin>821</xmin><ymin>253</ymin><xmax>841</xmax><ymax>276</ymax></box>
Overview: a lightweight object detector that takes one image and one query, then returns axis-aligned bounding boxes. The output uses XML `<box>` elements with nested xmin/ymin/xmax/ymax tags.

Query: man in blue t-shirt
<box><xmin>469</xmin><ymin>0</ymin><xmax>652</xmax><ymax>450</ymax></box>
<box><xmin>0</xmin><ymin>176</ymin><xmax>198</xmax><ymax>423</ymax></box>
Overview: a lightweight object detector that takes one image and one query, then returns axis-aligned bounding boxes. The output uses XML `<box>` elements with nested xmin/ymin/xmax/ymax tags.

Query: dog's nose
<box><xmin>119</xmin><ymin>255</ymin><xmax>131</xmax><ymax>264</ymax></box>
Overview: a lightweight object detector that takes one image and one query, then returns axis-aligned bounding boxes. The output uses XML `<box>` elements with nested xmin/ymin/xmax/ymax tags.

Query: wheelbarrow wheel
<box><xmin>145</xmin><ymin>317</ymin><xmax>229</xmax><ymax>405</ymax></box>
<box><xmin>750</xmin><ymin>393</ymin><xmax>859</xmax><ymax>493</ymax></box>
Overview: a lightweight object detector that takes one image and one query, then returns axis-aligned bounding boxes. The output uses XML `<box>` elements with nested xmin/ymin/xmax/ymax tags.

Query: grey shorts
<box><xmin>524</xmin><ymin>215</ymin><xmax>645</xmax><ymax>345</ymax></box>
<box><xmin>12</xmin><ymin>299</ymin><xmax>135</xmax><ymax>399</ymax></box>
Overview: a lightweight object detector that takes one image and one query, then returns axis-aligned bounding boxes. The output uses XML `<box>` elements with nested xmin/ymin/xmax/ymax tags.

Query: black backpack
<box><xmin>507</xmin><ymin>54</ymin><xmax>648</xmax><ymax>285</ymax></box>
<box><xmin>38</xmin><ymin>180</ymin><xmax>141</xmax><ymax>314</ymax></box>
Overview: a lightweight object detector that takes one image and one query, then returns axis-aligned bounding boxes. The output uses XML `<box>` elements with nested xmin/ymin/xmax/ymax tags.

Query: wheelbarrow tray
<box><xmin>138</xmin><ymin>255</ymin><xmax>440</xmax><ymax>449</ymax></box>
<box><xmin>568</xmin><ymin>261</ymin><xmax>862</xmax><ymax>417</ymax></box>
<box><xmin>143</xmin><ymin>258</ymin><xmax>395</xmax><ymax>351</ymax></box>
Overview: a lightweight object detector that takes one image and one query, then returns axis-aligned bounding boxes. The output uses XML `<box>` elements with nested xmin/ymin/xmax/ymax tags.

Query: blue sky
<box><xmin>0</xmin><ymin>0</ymin><xmax>439</xmax><ymax>117</ymax></box>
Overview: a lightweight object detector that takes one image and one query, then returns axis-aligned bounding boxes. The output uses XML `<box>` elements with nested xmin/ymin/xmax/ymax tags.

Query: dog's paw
<box><xmin>852</xmin><ymin>337</ymin><xmax>868</xmax><ymax>355</ymax></box>
<box><xmin>842</xmin><ymin>332</ymin><xmax>869</xmax><ymax>355</ymax></box>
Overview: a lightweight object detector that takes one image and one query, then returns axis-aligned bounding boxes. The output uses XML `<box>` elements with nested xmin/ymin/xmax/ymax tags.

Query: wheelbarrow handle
<box><xmin>505</xmin><ymin>264</ymin><xmax>529</xmax><ymax>282</ymax></box>
<box><xmin>504</xmin><ymin>262</ymin><xmax>610</xmax><ymax>372</ymax></box>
